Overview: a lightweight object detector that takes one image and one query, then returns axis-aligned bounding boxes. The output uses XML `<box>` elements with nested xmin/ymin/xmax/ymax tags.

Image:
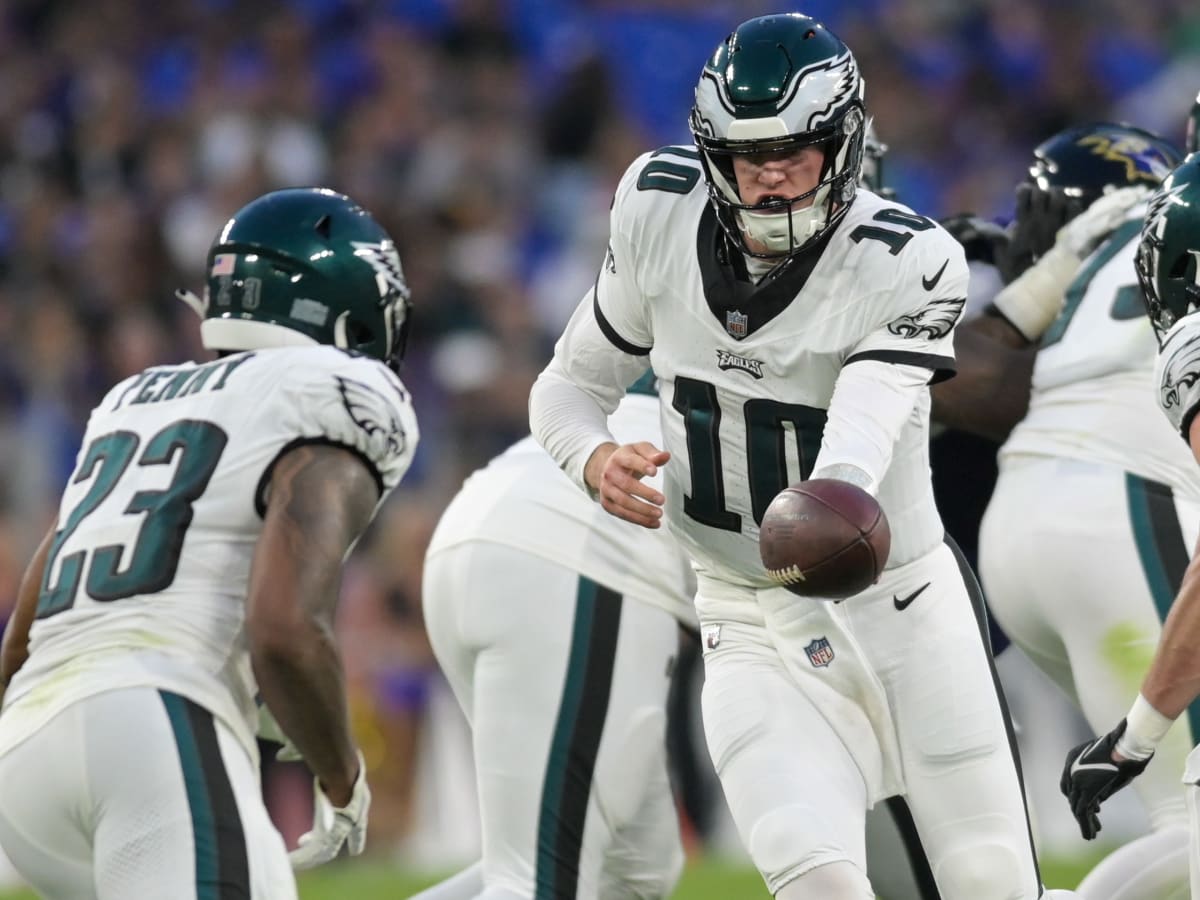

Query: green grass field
<box><xmin>0</xmin><ymin>852</ymin><xmax>1102</xmax><ymax>899</ymax></box>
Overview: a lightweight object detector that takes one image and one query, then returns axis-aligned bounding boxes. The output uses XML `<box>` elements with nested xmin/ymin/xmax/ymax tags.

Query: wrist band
<box><xmin>990</xmin><ymin>243</ymin><xmax>1080</xmax><ymax>341</ymax></box>
<box><xmin>1116</xmin><ymin>693</ymin><xmax>1175</xmax><ymax>761</ymax></box>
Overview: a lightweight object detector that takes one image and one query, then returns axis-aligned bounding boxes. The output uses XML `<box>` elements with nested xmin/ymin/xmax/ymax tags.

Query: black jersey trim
<box><xmin>844</xmin><ymin>349</ymin><xmax>957</xmax><ymax>384</ymax></box>
<box><xmin>695</xmin><ymin>202</ymin><xmax>839</xmax><ymax>340</ymax></box>
<box><xmin>254</xmin><ymin>436</ymin><xmax>384</xmax><ymax>519</ymax></box>
<box><xmin>592</xmin><ymin>285</ymin><xmax>651</xmax><ymax>356</ymax></box>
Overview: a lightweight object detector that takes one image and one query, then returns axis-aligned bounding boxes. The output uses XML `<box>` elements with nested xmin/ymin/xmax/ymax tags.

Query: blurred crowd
<box><xmin>1</xmin><ymin>0</ymin><xmax>1199</xmax><ymax>855</ymax></box>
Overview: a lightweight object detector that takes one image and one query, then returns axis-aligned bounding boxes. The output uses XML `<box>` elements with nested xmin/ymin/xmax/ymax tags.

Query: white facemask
<box><xmin>735</xmin><ymin>183</ymin><xmax>833</xmax><ymax>255</ymax></box>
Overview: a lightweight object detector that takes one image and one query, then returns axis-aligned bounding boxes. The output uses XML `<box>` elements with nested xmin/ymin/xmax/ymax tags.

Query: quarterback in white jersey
<box><xmin>415</xmin><ymin>378</ymin><xmax>695</xmax><ymax>900</ymax></box>
<box><xmin>1063</xmin><ymin>151</ymin><xmax>1200</xmax><ymax>900</ymax></box>
<box><xmin>0</xmin><ymin>189</ymin><xmax>418</xmax><ymax>899</ymax></box>
<box><xmin>531</xmin><ymin>14</ymin><xmax>1059</xmax><ymax>900</ymax></box>
<box><xmin>933</xmin><ymin>124</ymin><xmax>1196</xmax><ymax>899</ymax></box>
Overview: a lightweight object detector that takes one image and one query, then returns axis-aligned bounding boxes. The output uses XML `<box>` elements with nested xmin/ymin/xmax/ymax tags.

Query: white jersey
<box><xmin>1156</xmin><ymin>310</ymin><xmax>1200</xmax><ymax>442</ymax></box>
<box><xmin>1000</xmin><ymin>210</ymin><xmax>1200</xmax><ymax>497</ymax></box>
<box><xmin>533</xmin><ymin>146</ymin><xmax>968</xmax><ymax>586</ymax></box>
<box><xmin>427</xmin><ymin>390</ymin><xmax>696</xmax><ymax>626</ymax></box>
<box><xmin>0</xmin><ymin>345</ymin><xmax>419</xmax><ymax>758</ymax></box>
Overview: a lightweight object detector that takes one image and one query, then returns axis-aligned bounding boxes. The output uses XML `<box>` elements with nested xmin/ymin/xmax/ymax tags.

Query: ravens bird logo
<box><xmin>887</xmin><ymin>296</ymin><xmax>966</xmax><ymax>340</ymax></box>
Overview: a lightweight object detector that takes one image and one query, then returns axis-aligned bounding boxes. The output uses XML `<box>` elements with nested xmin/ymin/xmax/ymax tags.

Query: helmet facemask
<box><xmin>689</xmin><ymin>14</ymin><xmax>867</xmax><ymax>262</ymax></box>
<box><xmin>1137</xmin><ymin>170</ymin><xmax>1200</xmax><ymax>342</ymax></box>
<box><xmin>694</xmin><ymin>105</ymin><xmax>864</xmax><ymax>259</ymax></box>
<box><xmin>345</xmin><ymin>238</ymin><xmax>413</xmax><ymax>373</ymax></box>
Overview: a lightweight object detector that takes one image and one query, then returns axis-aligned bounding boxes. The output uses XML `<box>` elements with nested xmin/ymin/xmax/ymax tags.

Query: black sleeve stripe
<box><xmin>592</xmin><ymin>286</ymin><xmax>651</xmax><ymax>356</ymax></box>
<box><xmin>844</xmin><ymin>349</ymin><xmax>957</xmax><ymax>384</ymax></box>
<box><xmin>254</xmin><ymin>436</ymin><xmax>385</xmax><ymax>519</ymax></box>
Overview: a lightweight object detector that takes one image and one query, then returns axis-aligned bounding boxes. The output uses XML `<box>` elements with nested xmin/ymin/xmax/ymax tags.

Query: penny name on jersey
<box><xmin>113</xmin><ymin>354</ymin><xmax>256</xmax><ymax>410</ymax></box>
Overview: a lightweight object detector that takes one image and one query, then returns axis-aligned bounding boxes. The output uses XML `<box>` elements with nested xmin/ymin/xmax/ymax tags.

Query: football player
<box><xmin>931</xmin><ymin>123</ymin><xmax>1196</xmax><ymax>898</ymax></box>
<box><xmin>0</xmin><ymin>188</ymin><xmax>419</xmax><ymax>899</ymax></box>
<box><xmin>529</xmin><ymin>13</ymin><xmax>1071</xmax><ymax>899</ymax></box>
<box><xmin>1061</xmin><ymin>150</ymin><xmax>1200</xmax><ymax>898</ymax></box>
<box><xmin>412</xmin><ymin>374</ymin><xmax>695</xmax><ymax>900</ymax></box>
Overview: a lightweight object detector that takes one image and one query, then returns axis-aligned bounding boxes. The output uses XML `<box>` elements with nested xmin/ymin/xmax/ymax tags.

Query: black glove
<box><xmin>939</xmin><ymin>213</ymin><xmax>1010</xmax><ymax>266</ymax></box>
<box><xmin>996</xmin><ymin>184</ymin><xmax>1086</xmax><ymax>284</ymax></box>
<box><xmin>1060</xmin><ymin>719</ymin><xmax>1152</xmax><ymax>840</ymax></box>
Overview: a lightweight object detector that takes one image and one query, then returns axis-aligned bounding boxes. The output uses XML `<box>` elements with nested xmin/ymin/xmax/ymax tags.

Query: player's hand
<box><xmin>1060</xmin><ymin>720</ymin><xmax>1152</xmax><ymax>840</ymax></box>
<box><xmin>1056</xmin><ymin>186</ymin><xmax>1150</xmax><ymax>258</ymax></box>
<box><xmin>588</xmin><ymin>441</ymin><xmax>669</xmax><ymax>529</ymax></box>
<box><xmin>289</xmin><ymin>752</ymin><xmax>371</xmax><ymax>870</ymax></box>
<box><xmin>940</xmin><ymin>213</ymin><xmax>1010</xmax><ymax>266</ymax></box>
<box><xmin>998</xmin><ymin>184</ymin><xmax>1084</xmax><ymax>283</ymax></box>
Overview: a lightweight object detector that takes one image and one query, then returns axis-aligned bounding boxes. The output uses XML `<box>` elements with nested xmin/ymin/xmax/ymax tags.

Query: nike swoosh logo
<box><xmin>922</xmin><ymin>259</ymin><xmax>949</xmax><ymax>291</ymax></box>
<box><xmin>1070</xmin><ymin>737</ymin><xmax>1117</xmax><ymax>777</ymax></box>
<box><xmin>893</xmin><ymin>582</ymin><xmax>931</xmax><ymax>611</ymax></box>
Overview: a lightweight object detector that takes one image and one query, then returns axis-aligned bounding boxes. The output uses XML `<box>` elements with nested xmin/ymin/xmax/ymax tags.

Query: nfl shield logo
<box><xmin>804</xmin><ymin>637</ymin><xmax>835</xmax><ymax>668</ymax></box>
<box><xmin>703</xmin><ymin>624</ymin><xmax>722</xmax><ymax>650</ymax></box>
<box><xmin>726</xmin><ymin>309</ymin><xmax>749</xmax><ymax>339</ymax></box>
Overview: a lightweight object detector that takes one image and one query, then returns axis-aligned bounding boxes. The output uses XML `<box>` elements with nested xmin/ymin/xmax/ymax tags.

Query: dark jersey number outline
<box><xmin>37</xmin><ymin>419</ymin><xmax>229</xmax><ymax>619</ymax></box>
<box><xmin>673</xmin><ymin>376</ymin><xmax>826</xmax><ymax>530</ymax></box>
<box><xmin>1040</xmin><ymin>219</ymin><xmax>1144</xmax><ymax>348</ymax></box>
<box><xmin>849</xmin><ymin>208</ymin><xmax>936</xmax><ymax>256</ymax></box>
<box><xmin>637</xmin><ymin>147</ymin><xmax>702</xmax><ymax>195</ymax></box>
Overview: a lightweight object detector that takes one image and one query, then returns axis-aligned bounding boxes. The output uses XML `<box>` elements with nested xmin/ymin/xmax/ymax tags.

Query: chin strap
<box><xmin>333</xmin><ymin>310</ymin><xmax>350</xmax><ymax>350</ymax></box>
<box><xmin>175</xmin><ymin>288</ymin><xmax>207</xmax><ymax>318</ymax></box>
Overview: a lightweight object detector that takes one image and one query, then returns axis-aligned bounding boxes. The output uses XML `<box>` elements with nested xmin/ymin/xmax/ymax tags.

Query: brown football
<box><xmin>758</xmin><ymin>479</ymin><xmax>891</xmax><ymax>599</ymax></box>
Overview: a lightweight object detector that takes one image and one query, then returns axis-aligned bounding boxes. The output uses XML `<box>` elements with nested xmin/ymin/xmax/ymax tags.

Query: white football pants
<box><xmin>698</xmin><ymin>540</ymin><xmax>1042</xmax><ymax>899</ymax></box>
<box><xmin>0</xmin><ymin>686</ymin><xmax>294</xmax><ymax>900</ymax></box>
<box><xmin>422</xmin><ymin>541</ymin><xmax>684</xmax><ymax>900</ymax></box>
<box><xmin>981</xmin><ymin>456</ymin><xmax>1198</xmax><ymax>833</ymax></box>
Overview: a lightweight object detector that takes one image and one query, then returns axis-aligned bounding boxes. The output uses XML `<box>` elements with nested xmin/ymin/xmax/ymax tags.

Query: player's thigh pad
<box><xmin>429</xmin><ymin>542</ymin><xmax>682</xmax><ymax>900</ymax></box>
<box><xmin>700</xmin><ymin>617</ymin><xmax>870</xmax><ymax>894</ymax></box>
<box><xmin>0</xmin><ymin>687</ymin><xmax>293</xmax><ymax>900</ymax></box>
<box><xmin>982</xmin><ymin>457</ymin><xmax>1195</xmax><ymax>829</ymax></box>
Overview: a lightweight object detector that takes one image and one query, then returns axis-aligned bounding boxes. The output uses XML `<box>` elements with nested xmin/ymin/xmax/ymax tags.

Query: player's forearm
<box><xmin>1</xmin><ymin>525</ymin><xmax>55</xmax><ymax>688</ymax></box>
<box><xmin>812</xmin><ymin>360</ymin><xmax>930</xmax><ymax>494</ymax></box>
<box><xmin>248</xmin><ymin>445</ymin><xmax>379</xmax><ymax>806</ymax></box>
<box><xmin>252</xmin><ymin>627</ymin><xmax>358</xmax><ymax>805</ymax></box>
<box><xmin>1138</xmin><ymin>551</ymin><xmax>1200</xmax><ymax>721</ymax></box>
<box><xmin>530</xmin><ymin>366</ymin><xmax>618</xmax><ymax>494</ymax></box>
<box><xmin>930</xmin><ymin>317</ymin><xmax>1034</xmax><ymax>442</ymax></box>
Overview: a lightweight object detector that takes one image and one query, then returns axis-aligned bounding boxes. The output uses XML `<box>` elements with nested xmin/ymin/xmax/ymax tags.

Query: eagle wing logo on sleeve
<box><xmin>1160</xmin><ymin>338</ymin><xmax>1200</xmax><ymax>411</ymax></box>
<box><xmin>886</xmin><ymin>296</ymin><xmax>966</xmax><ymax>340</ymax></box>
<box><xmin>335</xmin><ymin>375</ymin><xmax>408</xmax><ymax>458</ymax></box>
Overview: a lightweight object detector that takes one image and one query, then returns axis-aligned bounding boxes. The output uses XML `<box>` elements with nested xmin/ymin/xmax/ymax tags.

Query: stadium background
<box><xmin>0</xmin><ymin>0</ymin><xmax>1198</xmax><ymax>896</ymax></box>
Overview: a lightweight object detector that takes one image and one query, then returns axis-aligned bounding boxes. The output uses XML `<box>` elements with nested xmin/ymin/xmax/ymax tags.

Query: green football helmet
<box><xmin>689</xmin><ymin>13</ymin><xmax>866</xmax><ymax>259</ymax></box>
<box><xmin>1137</xmin><ymin>152</ymin><xmax>1200</xmax><ymax>337</ymax></box>
<box><xmin>179</xmin><ymin>188</ymin><xmax>412</xmax><ymax>372</ymax></box>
